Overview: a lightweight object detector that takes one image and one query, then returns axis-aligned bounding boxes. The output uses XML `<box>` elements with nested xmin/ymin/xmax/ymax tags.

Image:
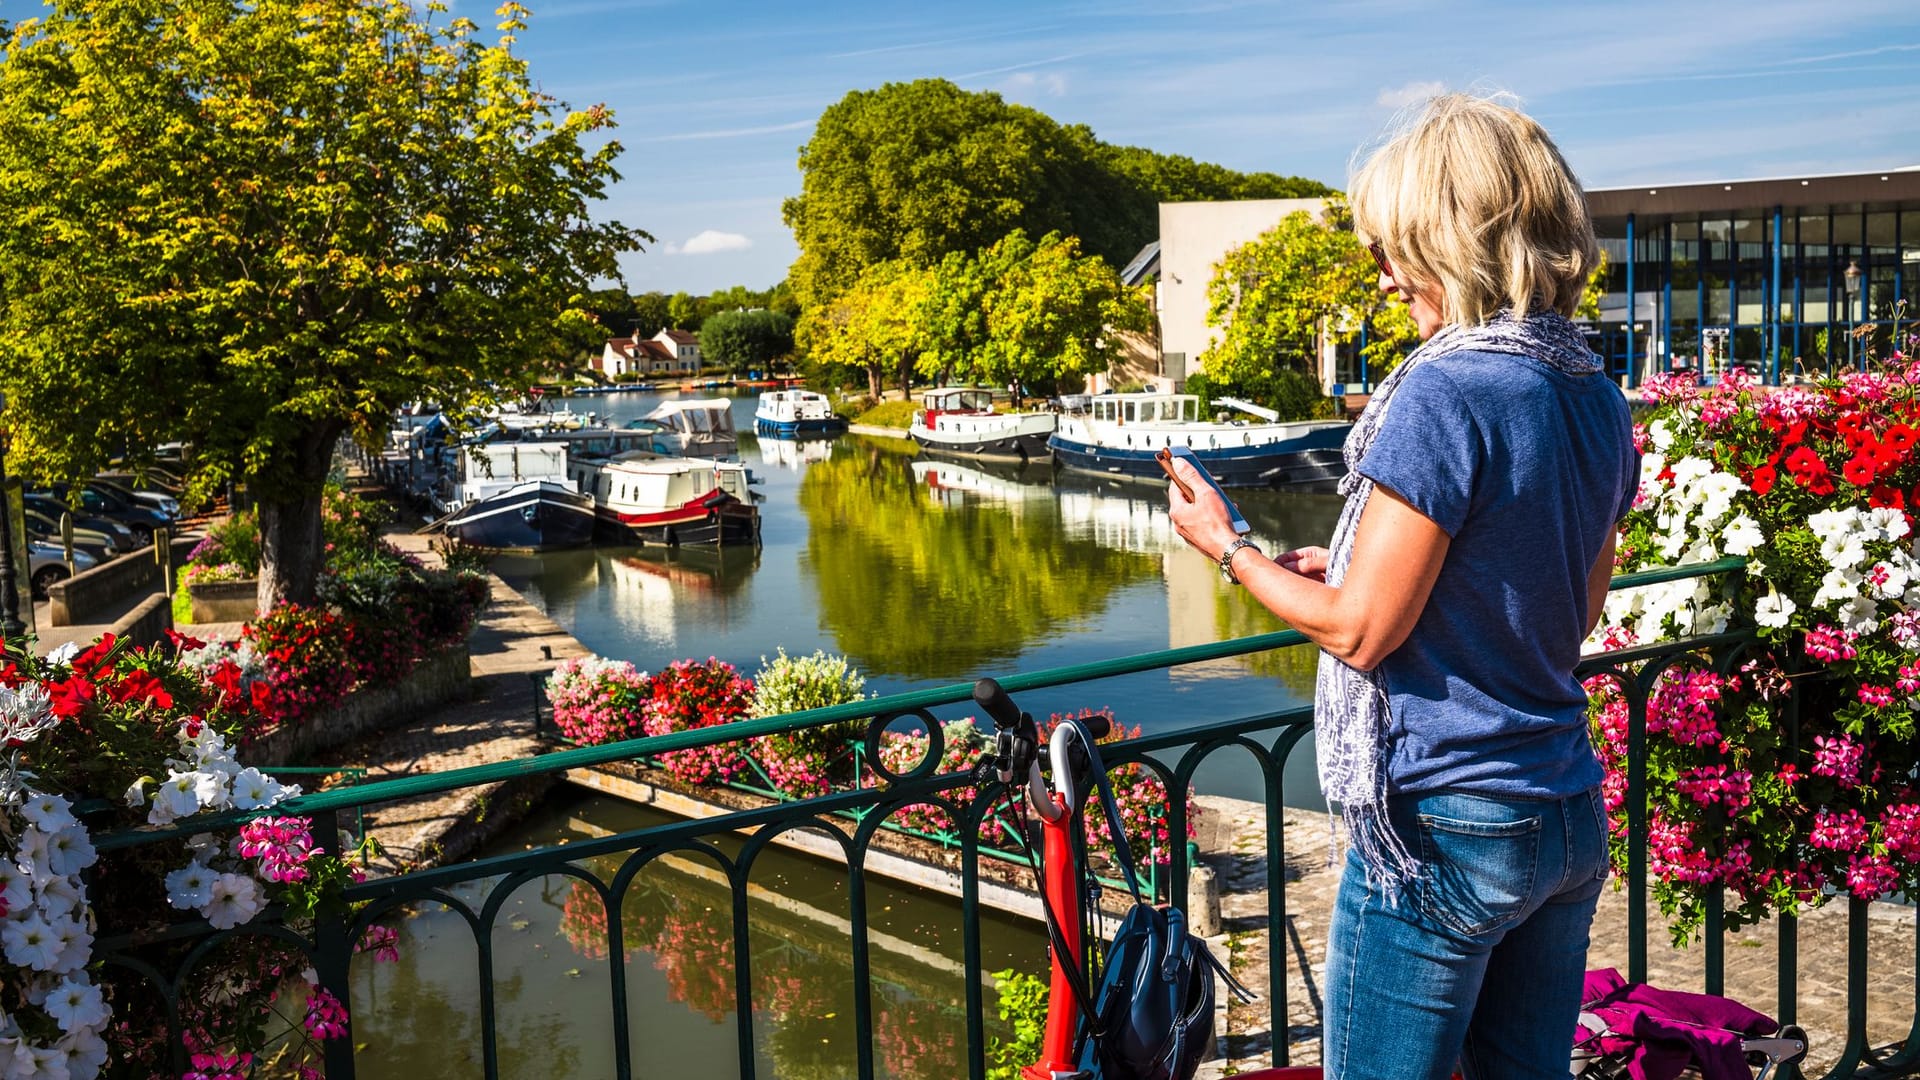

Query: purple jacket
<box><xmin>1579</xmin><ymin>969</ymin><xmax>1777</xmax><ymax>1080</ymax></box>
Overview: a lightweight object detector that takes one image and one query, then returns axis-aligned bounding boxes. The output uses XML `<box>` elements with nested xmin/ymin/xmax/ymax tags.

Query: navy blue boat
<box><xmin>443</xmin><ymin>480</ymin><xmax>597</xmax><ymax>551</ymax></box>
<box><xmin>1048</xmin><ymin>393</ymin><xmax>1350</xmax><ymax>490</ymax></box>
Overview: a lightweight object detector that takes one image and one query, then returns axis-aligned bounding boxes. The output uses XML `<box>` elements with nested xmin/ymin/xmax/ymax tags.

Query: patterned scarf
<box><xmin>1315</xmin><ymin>309</ymin><xmax>1602</xmax><ymax>893</ymax></box>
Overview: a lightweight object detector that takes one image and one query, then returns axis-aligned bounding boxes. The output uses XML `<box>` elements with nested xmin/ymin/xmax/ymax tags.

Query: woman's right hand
<box><xmin>1275</xmin><ymin>546</ymin><xmax>1330</xmax><ymax>583</ymax></box>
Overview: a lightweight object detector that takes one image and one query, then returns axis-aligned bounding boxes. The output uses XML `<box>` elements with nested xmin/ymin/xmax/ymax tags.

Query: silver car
<box><xmin>26</xmin><ymin>540</ymin><xmax>99</xmax><ymax>600</ymax></box>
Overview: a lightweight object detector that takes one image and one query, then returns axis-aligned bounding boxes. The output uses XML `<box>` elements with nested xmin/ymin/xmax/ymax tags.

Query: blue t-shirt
<box><xmin>1357</xmin><ymin>349</ymin><xmax>1638</xmax><ymax>798</ymax></box>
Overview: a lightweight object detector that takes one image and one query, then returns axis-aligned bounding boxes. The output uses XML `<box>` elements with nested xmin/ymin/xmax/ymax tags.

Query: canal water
<box><xmin>353</xmin><ymin>390</ymin><xmax>1347</xmax><ymax>1078</ymax></box>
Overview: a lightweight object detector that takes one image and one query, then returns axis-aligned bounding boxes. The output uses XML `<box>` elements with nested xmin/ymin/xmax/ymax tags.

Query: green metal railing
<box><xmin>88</xmin><ymin>557</ymin><xmax>1917</xmax><ymax>1078</ymax></box>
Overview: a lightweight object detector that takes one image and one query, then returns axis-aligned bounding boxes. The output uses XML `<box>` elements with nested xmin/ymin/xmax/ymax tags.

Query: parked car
<box><xmin>27</xmin><ymin>541</ymin><xmax>98</xmax><ymax>600</ymax></box>
<box><xmin>21</xmin><ymin>508</ymin><xmax>123</xmax><ymax>563</ymax></box>
<box><xmin>33</xmin><ymin>483</ymin><xmax>170</xmax><ymax>543</ymax></box>
<box><xmin>93</xmin><ymin>475</ymin><xmax>182</xmax><ymax>519</ymax></box>
<box><xmin>20</xmin><ymin>494</ymin><xmax>140</xmax><ymax>553</ymax></box>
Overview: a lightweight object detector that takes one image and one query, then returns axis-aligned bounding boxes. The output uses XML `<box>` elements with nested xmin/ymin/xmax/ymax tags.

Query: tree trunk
<box><xmin>898</xmin><ymin>357</ymin><xmax>911</xmax><ymax>400</ymax></box>
<box><xmin>255</xmin><ymin>426</ymin><xmax>342</xmax><ymax>612</ymax></box>
<box><xmin>865</xmin><ymin>363</ymin><xmax>883</xmax><ymax>400</ymax></box>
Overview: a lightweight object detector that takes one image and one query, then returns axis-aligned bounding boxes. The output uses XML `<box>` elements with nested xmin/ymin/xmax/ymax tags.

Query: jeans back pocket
<box><xmin>1416</xmin><ymin>808</ymin><xmax>1542</xmax><ymax>937</ymax></box>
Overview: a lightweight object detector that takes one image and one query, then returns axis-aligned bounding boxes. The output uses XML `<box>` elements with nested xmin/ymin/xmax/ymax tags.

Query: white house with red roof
<box><xmin>597</xmin><ymin>328</ymin><xmax>702</xmax><ymax>377</ymax></box>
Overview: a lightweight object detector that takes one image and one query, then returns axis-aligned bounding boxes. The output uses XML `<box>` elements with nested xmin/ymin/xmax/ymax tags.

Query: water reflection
<box><xmin>757</xmin><ymin>433</ymin><xmax>837</xmax><ymax>471</ymax></box>
<box><xmin>800</xmin><ymin>436</ymin><xmax>1161</xmax><ymax>679</ymax></box>
<box><xmin>351</xmin><ymin>793</ymin><xmax>1037</xmax><ymax>1080</ymax></box>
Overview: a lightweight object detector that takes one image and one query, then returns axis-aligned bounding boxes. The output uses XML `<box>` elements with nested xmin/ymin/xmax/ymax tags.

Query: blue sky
<box><xmin>507</xmin><ymin>0</ymin><xmax>1920</xmax><ymax>295</ymax></box>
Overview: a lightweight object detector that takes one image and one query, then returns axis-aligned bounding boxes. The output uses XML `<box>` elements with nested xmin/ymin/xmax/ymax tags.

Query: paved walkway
<box><xmin>1191</xmin><ymin>795</ymin><xmax>1916</xmax><ymax>1078</ymax></box>
<box><xmin>311</xmin><ymin>530</ymin><xmax>588</xmax><ymax>875</ymax></box>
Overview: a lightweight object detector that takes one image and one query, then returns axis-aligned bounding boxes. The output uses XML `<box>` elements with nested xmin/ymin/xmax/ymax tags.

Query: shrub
<box><xmin>749</xmin><ymin>650</ymin><xmax>870</xmax><ymax>798</ymax></box>
<box><xmin>189</xmin><ymin>513</ymin><xmax>261</xmax><ymax>574</ymax></box>
<box><xmin>852</xmin><ymin>399</ymin><xmax>919</xmax><ymax>429</ymax></box>
<box><xmin>867</xmin><ymin>720</ymin><xmax>1007</xmax><ymax>847</ymax></box>
<box><xmin>242</xmin><ymin>604</ymin><xmax>357</xmax><ymax>732</ymax></box>
<box><xmin>546</xmin><ymin>656</ymin><xmax>652</xmax><ymax>745</ymax></box>
<box><xmin>642</xmin><ymin>659</ymin><xmax>754</xmax><ymax>785</ymax></box>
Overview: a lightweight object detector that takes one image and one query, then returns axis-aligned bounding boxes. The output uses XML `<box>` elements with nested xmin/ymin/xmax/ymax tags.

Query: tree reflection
<box><xmin>798</xmin><ymin>438</ymin><xmax>1158</xmax><ymax>677</ymax></box>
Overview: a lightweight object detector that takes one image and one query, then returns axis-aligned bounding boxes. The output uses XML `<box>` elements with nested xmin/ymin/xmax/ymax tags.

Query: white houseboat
<box><xmin>754</xmin><ymin>389</ymin><xmax>846</xmax><ymax>435</ymax></box>
<box><xmin>627</xmin><ymin>398</ymin><xmax>739</xmax><ymax>458</ymax></box>
<box><xmin>568</xmin><ymin>451</ymin><xmax>759</xmax><ymax>547</ymax></box>
<box><xmin>1049</xmin><ymin>393</ymin><xmax>1349</xmax><ymax>490</ymax></box>
<box><xmin>907</xmin><ymin>388</ymin><xmax>1056</xmax><ymax>461</ymax></box>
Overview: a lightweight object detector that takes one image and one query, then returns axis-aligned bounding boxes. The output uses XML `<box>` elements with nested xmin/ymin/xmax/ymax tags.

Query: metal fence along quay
<box><xmin>88</xmin><ymin>556</ymin><xmax>1920</xmax><ymax>1079</ymax></box>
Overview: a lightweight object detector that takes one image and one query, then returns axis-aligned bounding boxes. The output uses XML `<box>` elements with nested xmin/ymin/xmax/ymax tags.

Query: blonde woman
<box><xmin>1168</xmin><ymin>94</ymin><xmax>1638</xmax><ymax>1080</ymax></box>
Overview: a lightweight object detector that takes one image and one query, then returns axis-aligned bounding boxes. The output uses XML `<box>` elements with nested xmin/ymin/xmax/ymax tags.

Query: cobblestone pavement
<box><xmin>312</xmin><ymin>532</ymin><xmax>586</xmax><ymax>875</ymax></box>
<box><xmin>1190</xmin><ymin>796</ymin><xmax>1917</xmax><ymax>1078</ymax></box>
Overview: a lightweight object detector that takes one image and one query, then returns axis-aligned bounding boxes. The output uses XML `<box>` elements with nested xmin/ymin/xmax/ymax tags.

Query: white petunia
<box><xmin>42</xmin><ymin>977</ymin><xmax>107</xmax><ymax>1034</ymax></box>
<box><xmin>228</xmin><ymin>768</ymin><xmax>286</xmax><ymax>811</ymax></box>
<box><xmin>183</xmin><ymin>833</ymin><xmax>221</xmax><ymax>862</ymax></box>
<box><xmin>1649</xmin><ymin>419</ymin><xmax>1675</xmax><ymax>452</ymax></box>
<box><xmin>1870</xmin><ymin>562</ymin><xmax>1911</xmax><ymax>601</ymax></box>
<box><xmin>1839</xmin><ymin>595</ymin><xmax>1881</xmax><ymax>634</ymax></box>
<box><xmin>15</xmin><ymin>1041</ymin><xmax>68</xmax><ymax>1080</ymax></box>
<box><xmin>43</xmin><ymin>642</ymin><xmax>80</xmax><ymax>667</ymax></box>
<box><xmin>1872</xmin><ymin>506</ymin><xmax>1913</xmax><ymax>541</ymax></box>
<box><xmin>121</xmin><ymin>778</ymin><xmax>148</xmax><ymax>810</ymax></box>
<box><xmin>200</xmin><ymin>874</ymin><xmax>264</xmax><ymax>931</ymax></box>
<box><xmin>56</xmin><ymin>1028</ymin><xmax>107</xmax><ymax>1080</ymax></box>
<box><xmin>1820</xmin><ymin>533</ymin><xmax>1869</xmax><ymax>572</ymax></box>
<box><xmin>1814</xmin><ymin>567</ymin><xmax>1865</xmax><ymax>609</ymax></box>
<box><xmin>32</xmin><ymin>877</ymin><xmax>83</xmax><ymax>926</ymax></box>
<box><xmin>1755</xmin><ymin>590</ymin><xmax>1797</xmax><ymax>629</ymax></box>
<box><xmin>13</xmin><ymin>830</ymin><xmax>53</xmax><ymax>885</ymax></box>
<box><xmin>163</xmin><ymin>863</ymin><xmax>215</xmax><ymax>911</ymax></box>
<box><xmin>42</xmin><ymin>828</ymin><xmax>95</xmax><ymax>880</ymax></box>
<box><xmin>1807</xmin><ymin>508</ymin><xmax>1857</xmax><ymax>543</ymax></box>
<box><xmin>0</xmin><ymin>862</ymin><xmax>30</xmax><ymax>919</ymax></box>
<box><xmin>2</xmin><ymin>914</ymin><xmax>62</xmax><ymax>970</ymax></box>
<box><xmin>1669</xmin><ymin>455</ymin><xmax>1714</xmax><ymax>493</ymax></box>
<box><xmin>1723</xmin><ymin>515</ymin><xmax>1766</xmax><ymax>557</ymax></box>
<box><xmin>42</xmin><ymin>916</ymin><xmax>88</xmax><ymax>976</ymax></box>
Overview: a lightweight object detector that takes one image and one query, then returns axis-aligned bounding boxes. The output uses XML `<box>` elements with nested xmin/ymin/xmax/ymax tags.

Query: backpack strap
<box><xmin>1061</xmin><ymin>716</ymin><xmax>1145</xmax><ymax>905</ymax></box>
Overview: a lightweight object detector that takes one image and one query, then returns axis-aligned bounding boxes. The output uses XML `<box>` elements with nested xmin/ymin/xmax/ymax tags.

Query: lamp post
<box><xmin>0</xmin><ymin>390</ymin><xmax>23</xmax><ymax>645</ymax></box>
<box><xmin>1845</xmin><ymin>258</ymin><xmax>1864</xmax><ymax>371</ymax></box>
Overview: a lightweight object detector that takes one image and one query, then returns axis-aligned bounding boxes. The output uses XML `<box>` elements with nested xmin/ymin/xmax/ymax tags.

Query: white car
<box><xmin>26</xmin><ymin>541</ymin><xmax>98</xmax><ymax>600</ymax></box>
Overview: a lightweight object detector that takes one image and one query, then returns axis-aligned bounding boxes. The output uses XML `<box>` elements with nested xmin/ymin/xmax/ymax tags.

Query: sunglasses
<box><xmin>1367</xmin><ymin>241</ymin><xmax>1394</xmax><ymax>278</ymax></box>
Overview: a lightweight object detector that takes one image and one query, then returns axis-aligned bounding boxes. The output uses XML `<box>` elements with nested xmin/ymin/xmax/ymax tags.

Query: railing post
<box><xmin>311</xmin><ymin>809</ymin><xmax>359</xmax><ymax>1079</ymax></box>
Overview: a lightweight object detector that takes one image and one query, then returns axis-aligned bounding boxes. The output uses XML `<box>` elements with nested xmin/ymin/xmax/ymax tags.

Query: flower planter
<box><xmin>189</xmin><ymin>577</ymin><xmax>260</xmax><ymax>624</ymax></box>
<box><xmin>248</xmin><ymin>639</ymin><xmax>471</xmax><ymax>767</ymax></box>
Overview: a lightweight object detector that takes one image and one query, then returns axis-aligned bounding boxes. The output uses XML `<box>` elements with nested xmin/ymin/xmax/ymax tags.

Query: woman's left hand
<box><xmin>1165</xmin><ymin>457</ymin><xmax>1241</xmax><ymax>559</ymax></box>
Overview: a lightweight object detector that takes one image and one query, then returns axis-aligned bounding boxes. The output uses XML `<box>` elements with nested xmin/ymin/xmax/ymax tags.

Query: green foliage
<box><xmin>975</xmin><ymin>232</ymin><xmax>1150</xmax><ymax>390</ymax></box>
<box><xmin>750</xmin><ymin>648</ymin><xmax>870</xmax><ymax>718</ymax></box>
<box><xmin>1183</xmin><ymin>367</ymin><xmax>1338</xmax><ymax>422</ymax></box>
<box><xmin>1577</xmin><ymin>249</ymin><xmax>1610</xmax><ymax>323</ymax></box>
<box><xmin>985</xmin><ymin>968</ymin><xmax>1048</xmax><ymax>1080</ymax></box>
<box><xmin>1201</xmin><ymin>208</ymin><xmax>1377</xmax><ymax>387</ymax></box>
<box><xmin>0</xmin><ymin>0</ymin><xmax>646</xmax><ymax>606</ymax></box>
<box><xmin>668</xmin><ymin>291</ymin><xmax>702</xmax><ymax>331</ymax></box>
<box><xmin>782</xmin><ymin>78</ymin><xmax>1328</xmax><ymax>313</ymax></box>
<box><xmin>1361</xmin><ymin>300</ymin><xmax>1422</xmax><ymax>378</ymax></box>
<box><xmin>700</xmin><ymin>309</ymin><xmax>796</xmax><ymax>374</ymax></box>
<box><xmin>853</xmin><ymin>400</ymin><xmax>920</xmax><ymax>429</ymax></box>
<box><xmin>801</xmin><ymin>260</ymin><xmax>933</xmax><ymax>399</ymax></box>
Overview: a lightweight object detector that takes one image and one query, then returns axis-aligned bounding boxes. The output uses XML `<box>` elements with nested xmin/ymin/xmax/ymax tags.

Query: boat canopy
<box><xmin>646</xmin><ymin>398</ymin><xmax>737</xmax><ymax>436</ymax></box>
<box><xmin>922</xmin><ymin>387</ymin><xmax>995</xmax><ymax>412</ymax></box>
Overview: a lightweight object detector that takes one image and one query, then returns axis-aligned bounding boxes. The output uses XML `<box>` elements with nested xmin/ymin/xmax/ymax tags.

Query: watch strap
<box><xmin>1219</xmin><ymin>538</ymin><xmax>1262</xmax><ymax>584</ymax></box>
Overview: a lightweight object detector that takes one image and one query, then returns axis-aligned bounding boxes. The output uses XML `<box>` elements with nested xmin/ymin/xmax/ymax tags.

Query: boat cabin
<box><xmin>920</xmin><ymin>388</ymin><xmax>995</xmax><ymax>415</ymax></box>
<box><xmin>1084</xmin><ymin>394</ymin><xmax>1201</xmax><ymax>425</ymax></box>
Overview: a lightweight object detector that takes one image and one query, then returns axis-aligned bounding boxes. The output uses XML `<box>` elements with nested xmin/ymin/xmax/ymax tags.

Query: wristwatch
<box><xmin>1218</xmin><ymin>538</ymin><xmax>1262</xmax><ymax>584</ymax></box>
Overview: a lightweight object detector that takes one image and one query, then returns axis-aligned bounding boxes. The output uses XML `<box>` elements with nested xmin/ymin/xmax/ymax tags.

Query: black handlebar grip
<box><xmin>973</xmin><ymin>678</ymin><xmax>1022</xmax><ymax>730</ymax></box>
<box><xmin>1082</xmin><ymin>711</ymin><xmax>1112</xmax><ymax>740</ymax></box>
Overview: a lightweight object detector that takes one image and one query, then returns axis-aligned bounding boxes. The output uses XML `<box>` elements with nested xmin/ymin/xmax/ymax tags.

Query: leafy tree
<box><xmin>801</xmin><ymin>261</ymin><xmax>931</xmax><ymax>399</ymax></box>
<box><xmin>1199</xmin><ymin>206</ymin><xmax>1387</xmax><ymax>416</ymax></box>
<box><xmin>0</xmin><ymin>0</ymin><xmax>644</xmax><ymax>607</ymax></box>
<box><xmin>782</xmin><ymin>78</ymin><xmax>1328</xmax><ymax>314</ymax></box>
<box><xmin>667</xmin><ymin>290</ymin><xmax>703</xmax><ymax>330</ymax></box>
<box><xmin>1577</xmin><ymin>249</ymin><xmax>1610</xmax><ymax>322</ymax></box>
<box><xmin>978</xmin><ymin>232</ymin><xmax>1150</xmax><ymax>392</ymax></box>
<box><xmin>631</xmin><ymin>292</ymin><xmax>672</xmax><ymax>338</ymax></box>
<box><xmin>914</xmin><ymin>237</ymin><xmax>1034</xmax><ymax>387</ymax></box>
<box><xmin>700</xmin><ymin>309</ymin><xmax>795</xmax><ymax>375</ymax></box>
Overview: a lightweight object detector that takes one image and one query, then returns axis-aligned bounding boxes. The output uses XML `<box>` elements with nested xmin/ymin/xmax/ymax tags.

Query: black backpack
<box><xmin>1016</xmin><ymin>718</ymin><xmax>1253</xmax><ymax>1080</ymax></box>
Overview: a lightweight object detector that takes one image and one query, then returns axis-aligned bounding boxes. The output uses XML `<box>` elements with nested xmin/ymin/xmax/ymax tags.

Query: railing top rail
<box><xmin>91</xmin><ymin>556</ymin><xmax>1744</xmax><ymax>853</ymax></box>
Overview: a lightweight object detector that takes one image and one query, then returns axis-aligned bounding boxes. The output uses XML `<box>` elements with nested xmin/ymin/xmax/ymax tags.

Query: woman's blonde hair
<box><xmin>1349</xmin><ymin>92</ymin><xmax>1597</xmax><ymax>326</ymax></box>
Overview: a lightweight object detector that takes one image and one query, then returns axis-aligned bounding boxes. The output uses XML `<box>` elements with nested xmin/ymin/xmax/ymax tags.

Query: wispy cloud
<box><xmin>1375</xmin><ymin>80</ymin><xmax>1445</xmax><ymax>109</ymax></box>
<box><xmin>642</xmin><ymin>120</ymin><xmax>815</xmax><ymax>143</ymax></box>
<box><xmin>829</xmin><ymin>22</ymin><xmax>1065</xmax><ymax>59</ymax></box>
<box><xmin>1784</xmin><ymin>42</ymin><xmax>1920</xmax><ymax>64</ymax></box>
<box><xmin>1000</xmin><ymin>71</ymin><xmax>1070</xmax><ymax>98</ymax></box>
<box><xmin>665</xmin><ymin>230</ymin><xmax>755</xmax><ymax>256</ymax></box>
<box><xmin>954</xmin><ymin>53</ymin><xmax>1084</xmax><ymax>80</ymax></box>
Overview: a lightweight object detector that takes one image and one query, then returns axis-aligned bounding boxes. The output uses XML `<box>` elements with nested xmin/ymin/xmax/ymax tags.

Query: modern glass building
<box><xmin>1585</xmin><ymin>168</ymin><xmax>1920</xmax><ymax>385</ymax></box>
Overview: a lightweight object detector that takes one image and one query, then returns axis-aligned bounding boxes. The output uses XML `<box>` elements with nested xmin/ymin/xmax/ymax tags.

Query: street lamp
<box><xmin>0</xmin><ymin>390</ymin><xmax>22</xmax><ymax>644</ymax></box>
<box><xmin>1845</xmin><ymin>258</ymin><xmax>1864</xmax><ymax>371</ymax></box>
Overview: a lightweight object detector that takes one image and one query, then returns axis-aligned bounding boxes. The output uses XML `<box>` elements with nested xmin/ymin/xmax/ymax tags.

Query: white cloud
<box><xmin>1002</xmin><ymin>71</ymin><xmax>1069</xmax><ymax>98</ymax></box>
<box><xmin>1376</xmin><ymin>80</ymin><xmax>1445</xmax><ymax>109</ymax></box>
<box><xmin>666</xmin><ymin>230</ymin><xmax>753</xmax><ymax>256</ymax></box>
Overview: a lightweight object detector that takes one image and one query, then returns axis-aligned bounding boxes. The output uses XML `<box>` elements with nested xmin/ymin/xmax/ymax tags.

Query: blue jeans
<box><xmin>1323</xmin><ymin>787</ymin><xmax>1609</xmax><ymax>1080</ymax></box>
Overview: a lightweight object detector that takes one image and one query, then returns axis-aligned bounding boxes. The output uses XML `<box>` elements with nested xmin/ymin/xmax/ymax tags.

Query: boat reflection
<box><xmin>754</xmin><ymin>433</ymin><xmax>837</xmax><ymax>472</ymax></box>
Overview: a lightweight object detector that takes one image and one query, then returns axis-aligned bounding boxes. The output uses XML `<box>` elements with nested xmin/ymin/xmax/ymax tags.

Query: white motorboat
<box><xmin>568</xmin><ymin>450</ymin><xmax>759</xmax><ymax>547</ymax></box>
<box><xmin>627</xmin><ymin>398</ymin><xmax>739</xmax><ymax>457</ymax></box>
<box><xmin>754</xmin><ymin>389</ymin><xmax>846</xmax><ymax>435</ymax></box>
<box><xmin>438</xmin><ymin>442</ymin><xmax>595</xmax><ymax>551</ymax></box>
<box><xmin>907</xmin><ymin>388</ymin><xmax>1055</xmax><ymax>461</ymax></box>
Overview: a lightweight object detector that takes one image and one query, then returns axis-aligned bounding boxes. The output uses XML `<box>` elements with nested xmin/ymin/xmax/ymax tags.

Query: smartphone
<box><xmin>1157</xmin><ymin>446</ymin><xmax>1251</xmax><ymax>535</ymax></box>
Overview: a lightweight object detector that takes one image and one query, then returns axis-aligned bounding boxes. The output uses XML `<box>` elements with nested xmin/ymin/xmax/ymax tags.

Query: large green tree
<box><xmin>1201</xmin><ymin>207</ymin><xmax>1377</xmax><ymax>388</ymax></box>
<box><xmin>782</xmin><ymin>78</ymin><xmax>1331</xmax><ymax>314</ymax></box>
<box><xmin>801</xmin><ymin>261</ymin><xmax>931</xmax><ymax>399</ymax></box>
<box><xmin>0</xmin><ymin>0</ymin><xmax>644</xmax><ymax>607</ymax></box>
<box><xmin>976</xmin><ymin>232</ymin><xmax>1150</xmax><ymax>391</ymax></box>
<box><xmin>700</xmin><ymin>309</ymin><xmax>795</xmax><ymax>375</ymax></box>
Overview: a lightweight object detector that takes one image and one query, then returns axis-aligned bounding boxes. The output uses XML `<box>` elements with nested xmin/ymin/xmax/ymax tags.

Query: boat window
<box><xmin>1183</xmin><ymin>399</ymin><xmax>1198</xmax><ymax>422</ymax></box>
<box><xmin>1123</xmin><ymin>402</ymin><xmax>1137</xmax><ymax>423</ymax></box>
